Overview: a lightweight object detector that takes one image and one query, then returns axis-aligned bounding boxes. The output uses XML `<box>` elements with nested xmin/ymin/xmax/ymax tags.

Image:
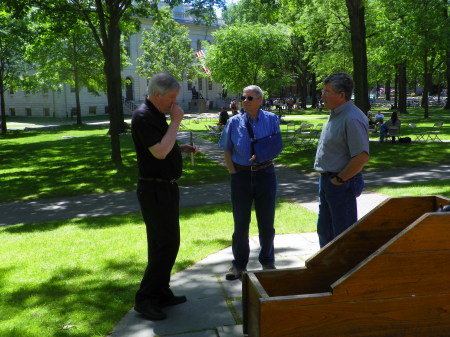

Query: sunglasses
<box><xmin>241</xmin><ymin>96</ymin><xmax>256</xmax><ymax>101</ymax></box>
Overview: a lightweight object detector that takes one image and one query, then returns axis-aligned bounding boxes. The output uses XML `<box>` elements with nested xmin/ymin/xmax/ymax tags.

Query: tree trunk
<box><xmin>74</xmin><ymin>67</ymin><xmax>82</xmax><ymax>125</ymax></box>
<box><xmin>103</xmin><ymin>25</ymin><xmax>124</xmax><ymax>164</ymax></box>
<box><xmin>422</xmin><ymin>53</ymin><xmax>431</xmax><ymax>119</ymax></box>
<box><xmin>72</xmin><ymin>35</ymin><xmax>82</xmax><ymax>125</ymax></box>
<box><xmin>394</xmin><ymin>71</ymin><xmax>398</xmax><ymax>109</ymax></box>
<box><xmin>444</xmin><ymin>0</ymin><xmax>450</xmax><ymax>110</ymax></box>
<box><xmin>300</xmin><ymin>75</ymin><xmax>308</xmax><ymax>109</ymax></box>
<box><xmin>0</xmin><ymin>75</ymin><xmax>7</xmax><ymax>134</ymax></box>
<box><xmin>398</xmin><ymin>62</ymin><xmax>407</xmax><ymax>114</ymax></box>
<box><xmin>346</xmin><ymin>0</ymin><xmax>370</xmax><ymax>115</ymax></box>
<box><xmin>385</xmin><ymin>79</ymin><xmax>391</xmax><ymax>101</ymax></box>
<box><xmin>311</xmin><ymin>73</ymin><xmax>318</xmax><ymax>108</ymax></box>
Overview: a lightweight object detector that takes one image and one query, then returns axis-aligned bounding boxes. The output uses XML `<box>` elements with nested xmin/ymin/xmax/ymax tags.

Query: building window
<box><xmin>9</xmin><ymin>108</ymin><xmax>16</xmax><ymax>116</ymax></box>
<box><xmin>124</xmin><ymin>38</ymin><xmax>131</xmax><ymax>57</ymax></box>
<box><xmin>43</xmin><ymin>108</ymin><xmax>50</xmax><ymax>116</ymax></box>
<box><xmin>26</xmin><ymin>108</ymin><xmax>32</xmax><ymax>116</ymax></box>
<box><xmin>198</xmin><ymin>78</ymin><xmax>202</xmax><ymax>91</ymax></box>
<box><xmin>208</xmin><ymin>80</ymin><xmax>213</xmax><ymax>90</ymax></box>
<box><xmin>89</xmin><ymin>106</ymin><xmax>97</xmax><ymax>115</ymax></box>
<box><xmin>43</xmin><ymin>88</ymin><xmax>49</xmax><ymax>95</ymax></box>
<box><xmin>71</xmin><ymin>107</ymin><xmax>77</xmax><ymax>117</ymax></box>
<box><xmin>9</xmin><ymin>89</ymin><xmax>14</xmax><ymax>94</ymax></box>
<box><xmin>125</xmin><ymin>77</ymin><xmax>134</xmax><ymax>101</ymax></box>
<box><xmin>71</xmin><ymin>86</ymin><xmax>76</xmax><ymax>93</ymax></box>
<box><xmin>187</xmin><ymin>81</ymin><xmax>192</xmax><ymax>91</ymax></box>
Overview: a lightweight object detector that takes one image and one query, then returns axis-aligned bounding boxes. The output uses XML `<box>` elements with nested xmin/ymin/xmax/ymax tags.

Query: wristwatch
<box><xmin>335</xmin><ymin>175</ymin><xmax>345</xmax><ymax>183</ymax></box>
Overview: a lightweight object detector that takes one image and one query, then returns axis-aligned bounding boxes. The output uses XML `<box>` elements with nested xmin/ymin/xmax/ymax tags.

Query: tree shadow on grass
<box><xmin>2</xmin><ymin>259</ymin><xmax>143</xmax><ymax>337</ymax></box>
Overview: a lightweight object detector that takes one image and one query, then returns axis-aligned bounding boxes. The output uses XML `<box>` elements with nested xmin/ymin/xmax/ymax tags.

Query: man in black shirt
<box><xmin>218</xmin><ymin>106</ymin><xmax>229</xmax><ymax>126</ymax></box>
<box><xmin>131</xmin><ymin>73</ymin><xmax>197</xmax><ymax>320</ymax></box>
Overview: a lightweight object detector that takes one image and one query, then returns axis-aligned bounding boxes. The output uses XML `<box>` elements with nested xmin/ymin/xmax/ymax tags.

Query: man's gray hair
<box><xmin>323</xmin><ymin>73</ymin><xmax>353</xmax><ymax>101</ymax></box>
<box><xmin>148</xmin><ymin>72</ymin><xmax>181</xmax><ymax>97</ymax></box>
<box><xmin>243</xmin><ymin>85</ymin><xmax>264</xmax><ymax>99</ymax></box>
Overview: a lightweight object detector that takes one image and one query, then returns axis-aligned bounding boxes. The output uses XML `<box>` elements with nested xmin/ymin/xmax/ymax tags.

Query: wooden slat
<box><xmin>333</xmin><ymin>250</ymin><xmax>450</xmax><ymax>300</ymax></box>
<box><xmin>384</xmin><ymin>213</ymin><xmax>450</xmax><ymax>253</ymax></box>
<box><xmin>243</xmin><ymin>272</ymin><xmax>265</xmax><ymax>336</ymax></box>
<box><xmin>257</xmin><ymin>293</ymin><xmax>450</xmax><ymax>337</ymax></box>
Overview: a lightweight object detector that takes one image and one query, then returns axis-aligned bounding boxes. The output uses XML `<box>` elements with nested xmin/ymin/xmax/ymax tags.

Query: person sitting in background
<box><xmin>367</xmin><ymin>111</ymin><xmax>377</xmax><ymax>129</ymax></box>
<box><xmin>374</xmin><ymin>112</ymin><xmax>384</xmax><ymax>124</ymax></box>
<box><xmin>379</xmin><ymin>111</ymin><xmax>401</xmax><ymax>142</ymax></box>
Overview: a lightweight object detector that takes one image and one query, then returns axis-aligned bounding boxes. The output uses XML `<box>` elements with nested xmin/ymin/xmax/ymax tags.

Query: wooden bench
<box><xmin>243</xmin><ymin>195</ymin><xmax>450</xmax><ymax>337</ymax></box>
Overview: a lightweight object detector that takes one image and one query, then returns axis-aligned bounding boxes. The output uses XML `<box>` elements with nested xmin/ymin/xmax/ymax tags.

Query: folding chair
<box><xmin>283</xmin><ymin>122</ymin><xmax>297</xmax><ymax>143</ymax></box>
<box><xmin>408</xmin><ymin>123</ymin><xmax>426</xmax><ymax>142</ymax></box>
<box><xmin>426</xmin><ymin>121</ymin><xmax>444</xmax><ymax>142</ymax></box>
<box><xmin>386</xmin><ymin>126</ymin><xmax>400</xmax><ymax>143</ymax></box>
<box><xmin>293</xmin><ymin>124</ymin><xmax>316</xmax><ymax>149</ymax></box>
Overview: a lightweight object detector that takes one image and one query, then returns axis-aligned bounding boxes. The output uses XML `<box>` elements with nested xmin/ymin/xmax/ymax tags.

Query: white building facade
<box><xmin>5</xmin><ymin>6</ymin><xmax>226</xmax><ymax>118</ymax></box>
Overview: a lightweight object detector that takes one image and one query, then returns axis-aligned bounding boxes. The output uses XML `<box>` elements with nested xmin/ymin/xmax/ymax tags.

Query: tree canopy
<box><xmin>204</xmin><ymin>23</ymin><xmax>292</xmax><ymax>94</ymax></box>
<box><xmin>136</xmin><ymin>7</ymin><xmax>199</xmax><ymax>81</ymax></box>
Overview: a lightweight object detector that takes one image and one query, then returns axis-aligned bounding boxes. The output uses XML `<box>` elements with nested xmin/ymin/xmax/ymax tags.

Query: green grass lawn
<box><xmin>0</xmin><ymin>201</ymin><xmax>316</xmax><ymax>337</ymax></box>
<box><xmin>0</xmin><ymin>124</ymin><xmax>229</xmax><ymax>203</ymax></box>
<box><xmin>369</xmin><ymin>179</ymin><xmax>450</xmax><ymax>198</ymax></box>
<box><xmin>1</xmin><ymin>107</ymin><xmax>449</xmax><ymax>337</ymax></box>
<box><xmin>2</xmin><ymin>108</ymin><xmax>449</xmax><ymax>203</ymax></box>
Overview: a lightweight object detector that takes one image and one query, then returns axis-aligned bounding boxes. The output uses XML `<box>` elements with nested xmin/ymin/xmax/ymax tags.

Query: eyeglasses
<box><xmin>322</xmin><ymin>90</ymin><xmax>340</xmax><ymax>96</ymax></box>
<box><xmin>241</xmin><ymin>96</ymin><xmax>256</xmax><ymax>101</ymax></box>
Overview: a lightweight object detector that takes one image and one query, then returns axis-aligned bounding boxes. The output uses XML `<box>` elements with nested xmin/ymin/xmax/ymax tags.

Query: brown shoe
<box><xmin>225</xmin><ymin>266</ymin><xmax>245</xmax><ymax>280</ymax></box>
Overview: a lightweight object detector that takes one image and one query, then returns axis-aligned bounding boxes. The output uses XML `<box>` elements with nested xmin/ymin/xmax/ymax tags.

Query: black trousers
<box><xmin>135</xmin><ymin>180</ymin><xmax>180</xmax><ymax>305</ymax></box>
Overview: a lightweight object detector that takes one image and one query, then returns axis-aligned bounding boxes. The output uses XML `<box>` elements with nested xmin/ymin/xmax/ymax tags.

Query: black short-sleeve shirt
<box><xmin>131</xmin><ymin>99</ymin><xmax>182</xmax><ymax>180</ymax></box>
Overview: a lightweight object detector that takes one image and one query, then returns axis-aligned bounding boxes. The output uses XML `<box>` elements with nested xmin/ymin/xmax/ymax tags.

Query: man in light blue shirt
<box><xmin>219</xmin><ymin>85</ymin><xmax>281</xmax><ymax>280</ymax></box>
<box><xmin>314</xmin><ymin>73</ymin><xmax>369</xmax><ymax>248</ymax></box>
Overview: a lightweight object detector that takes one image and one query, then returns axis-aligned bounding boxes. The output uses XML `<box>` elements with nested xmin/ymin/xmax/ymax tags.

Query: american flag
<box><xmin>195</xmin><ymin>50</ymin><xmax>211</xmax><ymax>76</ymax></box>
<box><xmin>196</xmin><ymin>50</ymin><xmax>205</xmax><ymax>58</ymax></box>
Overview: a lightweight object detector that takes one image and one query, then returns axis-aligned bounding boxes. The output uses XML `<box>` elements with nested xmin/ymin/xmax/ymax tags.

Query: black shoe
<box><xmin>159</xmin><ymin>289</ymin><xmax>187</xmax><ymax>307</ymax></box>
<box><xmin>262</xmin><ymin>264</ymin><xmax>276</xmax><ymax>270</ymax></box>
<box><xmin>134</xmin><ymin>302</ymin><xmax>166</xmax><ymax>321</ymax></box>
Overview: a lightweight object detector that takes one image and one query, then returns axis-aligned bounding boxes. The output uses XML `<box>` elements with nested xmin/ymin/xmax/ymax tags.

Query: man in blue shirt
<box><xmin>314</xmin><ymin>73</ymin><xmax>370</xmax><ymax>248</ymax></box>
<box><xmin>219</xmin><ymin>85</ymin><xmax>281</xmax><ymax>280</ymax></box>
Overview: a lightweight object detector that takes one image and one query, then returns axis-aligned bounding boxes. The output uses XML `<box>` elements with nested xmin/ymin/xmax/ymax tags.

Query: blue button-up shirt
<box><xmin>218</xmin><ymin>110</ymin><xmax>280</xmax><ymax>166</ymax></box>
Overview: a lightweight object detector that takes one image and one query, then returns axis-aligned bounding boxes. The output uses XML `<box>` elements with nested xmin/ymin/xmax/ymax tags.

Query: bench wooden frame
<box><xmin>243</xmin><ymin>195</ymin><xmax>450</xmax><ymax>337</ymax></box>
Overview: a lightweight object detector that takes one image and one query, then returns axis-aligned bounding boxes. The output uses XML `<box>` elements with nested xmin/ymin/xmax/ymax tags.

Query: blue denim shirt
<box><xmin>218</xmin><ymin>110</ymin><xmax>280</xmax><ymax>166</ymax></box>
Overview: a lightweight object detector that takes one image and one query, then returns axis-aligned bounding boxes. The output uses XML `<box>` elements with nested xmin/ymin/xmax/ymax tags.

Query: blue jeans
<box><xmin>379</xmin><ymin>123</ymin><xmax>387</xmax><ymax>141</ymax></box>
<box><xmin>317</xmin><ymin>173</ymin><xmax>364</xmax><ymax>248</ymax></box>
<box><xmin>230</xmin><ymin>165</ymin><xmax>277</xmax><ymax>270</ymax></box>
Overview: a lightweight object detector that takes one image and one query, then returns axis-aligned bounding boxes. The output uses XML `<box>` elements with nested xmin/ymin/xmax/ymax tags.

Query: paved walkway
<box><xmin>2</xmin><ymin>133</ymin><xmax>449</xmax><ymax>337</ymax></box>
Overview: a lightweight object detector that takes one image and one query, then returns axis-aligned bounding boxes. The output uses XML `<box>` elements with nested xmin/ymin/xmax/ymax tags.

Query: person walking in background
<box><xmin>131</xmin><ymin>72</ymin><xmax>197</xmax><ymax>320</ymax></box>
<box><xmin>218</xmin><ymin>106</ymin><xmax>229</xmax><ymax>126</ymax></box>
<box><xmin>219</xmin><ymin>85</ymin><xmax>282</xmax><ymax>280</ymax></box>
<box><xmin>314</xmin><ymin>73</ymin><xmax>369</xmax><ymax>248</ymax></box>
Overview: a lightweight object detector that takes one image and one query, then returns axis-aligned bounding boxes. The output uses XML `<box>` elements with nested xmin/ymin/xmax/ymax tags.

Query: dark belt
<box><xmin>139</xmin><ymin>177</ymin><xmax>177</xmax><ymax>184</ymax></box>
<box><xmin>320</xmin><ymin>171</ymin><xmax>338</xmax><ymax>176</ymax></box>
<box><xmin>234</xmin><ymin>161</ymin><xmax>273</xmax><ymax>172</ymax></box>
